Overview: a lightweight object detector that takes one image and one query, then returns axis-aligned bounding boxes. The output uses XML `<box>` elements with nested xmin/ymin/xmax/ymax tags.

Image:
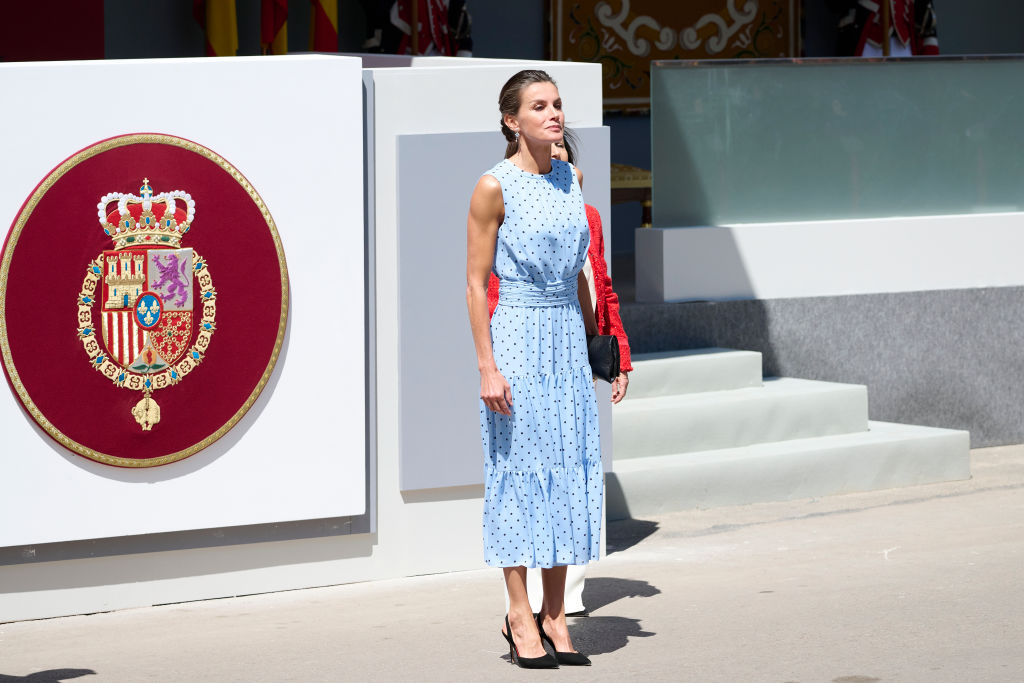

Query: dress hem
<box><xmin>484</xmin><ymin>557</ymin><xmax>599</xmax><ymax>570</ymax></box>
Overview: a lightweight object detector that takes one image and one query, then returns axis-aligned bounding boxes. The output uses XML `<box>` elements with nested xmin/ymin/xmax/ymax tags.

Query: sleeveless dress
<box><xmin>480</xmin><ymin>158</ymin><xmax>603</xmax><ymax>569</ymax></box>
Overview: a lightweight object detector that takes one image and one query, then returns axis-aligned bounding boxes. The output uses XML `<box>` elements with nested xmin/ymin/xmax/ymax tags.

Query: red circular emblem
<box><xmin>1</xmin><ymin>134</ymin><xmax>289</xmax><ymax>467</ymax></box>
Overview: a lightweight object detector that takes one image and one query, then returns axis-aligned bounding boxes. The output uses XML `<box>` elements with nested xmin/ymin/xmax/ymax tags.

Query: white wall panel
<box><xmin>396</xmin><ymin>127</ymin><xmax>612</xmax><ymax>491</ymax></box>
<box><xmin>364</xmin><ymin>61</ymin><xmax>605</xmax><ymax>571</ymax></box>
<box><xmin>636</xmin><ymin>212</ymin><xmax>1024</xmax><ymax>302</ymax></box>
<box><xmin>1</xmin><ymin>57</ymin><xmax>608</xmax><ymax>623</ymax></box>
<box><xmin>0</xmin><ymin>56</ymin><xmax>366</xmax><ymax>546</ymax></box>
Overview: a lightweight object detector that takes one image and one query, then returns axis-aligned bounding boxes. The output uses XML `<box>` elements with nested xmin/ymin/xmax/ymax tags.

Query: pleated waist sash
<box><xmin>498</xmin><ymin>278</ymin><xmax>578</xmax><ymax>307</ymax></box>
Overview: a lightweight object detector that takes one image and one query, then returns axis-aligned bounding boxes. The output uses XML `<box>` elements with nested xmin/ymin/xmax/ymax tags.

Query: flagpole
<box><xmin>411</xmin><ymin>1</ymin><xmax>419</xmax><ymax>55</ymax></box>
<box><xmin>882</xmin><ymin>0</ymin><xmax>891</xmax><ymax>56</ymax></box>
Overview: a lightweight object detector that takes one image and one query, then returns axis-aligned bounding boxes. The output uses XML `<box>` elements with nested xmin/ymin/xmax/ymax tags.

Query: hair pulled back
<box><xmin>560</xmin><ymin>127</ymin><xmax>579</xmax><ymax>166</ymax></box>
<box><xmin>498</xmin><ymin>69</ymin><xmax>557</xmax><ymax>159</ymax></box>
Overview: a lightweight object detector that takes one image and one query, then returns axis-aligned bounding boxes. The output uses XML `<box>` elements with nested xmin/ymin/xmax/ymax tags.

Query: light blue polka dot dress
<box><xmin>480</xmin><ymin>157</ymin><xmax>603</xmax><ymax>569</ymax></box>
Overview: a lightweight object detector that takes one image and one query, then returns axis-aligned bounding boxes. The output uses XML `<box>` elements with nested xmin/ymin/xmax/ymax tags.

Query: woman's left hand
<box><xmin>610</xmin><ymin>372</ymin><xmax>629</xmax><ymax>404</ymax></box>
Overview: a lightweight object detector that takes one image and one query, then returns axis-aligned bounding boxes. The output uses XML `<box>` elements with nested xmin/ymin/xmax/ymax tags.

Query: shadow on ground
<box><xmin>606</xmin><ymin>517</ymin><xmax>659</xmax><ymax>554</ymax></box>
<box><xmin>0</xmin><ymin>670</ymin><xmax>96</xmax><ymax>682</ymax></box>
<box><xmin>574</xmin><ymin>576</ymin><xmax>660</xmax><ymax>655</ymax></box>
<box><xmin>582</xmin><ymin>576</ymin><xmax>661</xmax><ymax>613</ymax></box>
<box><xmin>569</xmin><ymin>615</ymin><xmax>655</xmax><ymax>656</ymax></box>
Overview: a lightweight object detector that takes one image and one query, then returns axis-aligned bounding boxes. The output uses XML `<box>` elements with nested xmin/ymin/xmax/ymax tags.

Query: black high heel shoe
<box><xmin>536</xmin><ymin>614</ymin><xmax>592</xmax><ymax>666</ymax></box>
<box><xmin>502</xmin><ymin>615</ymin><xmax>559</xmax><ymax>669</ymax></box>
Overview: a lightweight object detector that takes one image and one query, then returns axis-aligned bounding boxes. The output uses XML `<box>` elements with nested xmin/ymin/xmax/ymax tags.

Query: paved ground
<box><xmin>2</xmin><ymin>445</ymin><xmax>1023</xmax><ymax>683</ymax></box>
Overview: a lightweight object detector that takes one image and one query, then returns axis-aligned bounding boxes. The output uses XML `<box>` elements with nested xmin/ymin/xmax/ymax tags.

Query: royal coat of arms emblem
<box><xmin>77</xmin><ymin>179</ymin><xmax>216</xmax><ymax>431</ymax></box>
<box><xmin>1</xmin><ymin>133</ymin><xmax>288</xmax><ymax>467</ymax></box>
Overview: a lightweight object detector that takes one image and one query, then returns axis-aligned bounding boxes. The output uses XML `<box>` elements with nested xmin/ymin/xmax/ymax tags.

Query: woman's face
<box><xmin>509</xmin><ymin>81</ymin><xmax>564</xmax><ymax>147</ymax></box>
<box><xmin>551</xmin><ymin>141</ymin><xmax>569</xmax><ymax>162</ymax></box>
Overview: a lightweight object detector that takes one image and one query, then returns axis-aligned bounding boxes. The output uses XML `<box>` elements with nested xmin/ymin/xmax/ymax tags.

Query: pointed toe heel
<box><xmin>536</xmin><ymin>614</ymin><xmax>592</xmax><ymax>666</ymax></box>
<box><xmin>502</xmin><ymin>615</ymin><xmax>559</xmax><ymax>669</ymax></box>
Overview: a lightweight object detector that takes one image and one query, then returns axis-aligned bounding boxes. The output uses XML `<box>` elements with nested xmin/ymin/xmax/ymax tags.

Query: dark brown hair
<box><xmin>560</xmin><ymin>128</ymin><xmax>579</xmax><ymax>166</ymax></box>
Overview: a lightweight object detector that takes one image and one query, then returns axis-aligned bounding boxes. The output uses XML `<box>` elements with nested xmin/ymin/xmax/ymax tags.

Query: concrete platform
<box><xmin>610</xmin><ymin>349</ymin><xmax>971</xmax><ymax>519</ymax></box>
<box><xmin>608</xmin><ymin>420</ymin><xmax>970</xmax><ymax>519</ymax></box>
<box><xmin>614</xmin><ymin>376</ymin><xmax>869</xmax><ymax>458</ymax></box>
<box><xmin>625</xmin><ymin>347</ymin><xmax>763</xmax><ymax>398</ymax></box>
<box><xmin>1</xmin><ymin>444</ymin><xmax>1021</xmax><ymax>682</ymax></box>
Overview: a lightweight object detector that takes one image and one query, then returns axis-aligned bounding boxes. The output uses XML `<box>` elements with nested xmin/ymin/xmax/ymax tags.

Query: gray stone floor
<box><xmin>2</xmin><ymin>445</ymin><xmax>1022</xmax><ymax>682</ymax></box>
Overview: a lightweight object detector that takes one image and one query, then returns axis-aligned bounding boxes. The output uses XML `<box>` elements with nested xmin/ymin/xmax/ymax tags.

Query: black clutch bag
<box><xmin>587</xmin><ymin>334</ymin><xmax>620</xmax><ymax>383</ymax></box>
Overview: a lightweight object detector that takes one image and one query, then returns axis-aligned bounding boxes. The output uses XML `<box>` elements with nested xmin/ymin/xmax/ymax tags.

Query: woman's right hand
<box><xmin>480</xmin><ymin>367</ymin><xmax>513</xmax><ymax>416</ymax></box>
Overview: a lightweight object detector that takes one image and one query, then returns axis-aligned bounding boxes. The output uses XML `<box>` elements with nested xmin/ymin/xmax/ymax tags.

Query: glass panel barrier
<box><xmin>651</xmin><ymin>57</ymin><xmax>1024</xmax><ymax>226</ymax></box>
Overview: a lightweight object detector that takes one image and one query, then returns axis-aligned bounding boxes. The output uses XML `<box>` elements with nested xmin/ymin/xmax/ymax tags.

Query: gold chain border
<box><xmin>0</xmin><ymin>133</ymin><xmax>290</xmax><ymax>468</ymax></box>
<box><xmin>77</xmin><ymin>250</ymin><xmax>217</xmax><ymax>391</ymax></box>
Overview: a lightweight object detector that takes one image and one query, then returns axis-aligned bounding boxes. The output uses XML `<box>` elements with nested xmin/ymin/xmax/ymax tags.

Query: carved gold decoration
<box><xmin>132</xmin><ymin>392</ymin><xmax>161</xmax><ymax>431</ymax></box>
<box><xmin>552</xmin><ymin>0</ymin><xmax>797</xmax><ymax>109</ymax></box>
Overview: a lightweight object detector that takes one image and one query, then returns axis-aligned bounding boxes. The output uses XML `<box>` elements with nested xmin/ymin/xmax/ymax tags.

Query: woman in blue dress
<box><xmin>466</xmin><ymin>70</ymin><xmax>602</xmax><ymax>669</ymax></box>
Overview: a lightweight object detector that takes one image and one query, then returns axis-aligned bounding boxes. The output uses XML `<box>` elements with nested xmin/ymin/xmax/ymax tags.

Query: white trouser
<box><xmin>503</xmin><ymin>564</ymin><xmax>587</xmax><ymax>614</ymax></box>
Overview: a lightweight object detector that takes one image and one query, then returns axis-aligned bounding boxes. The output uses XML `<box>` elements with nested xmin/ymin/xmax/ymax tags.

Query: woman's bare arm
<box><xmin>466</xmin><ymin>175</ymin><xmax>513</xmax><ymax>416</ymax></box>
<box><xmin>577</xmin><ymin>269</ymin><xmax>598</xmax><ymax>335</ymax></box>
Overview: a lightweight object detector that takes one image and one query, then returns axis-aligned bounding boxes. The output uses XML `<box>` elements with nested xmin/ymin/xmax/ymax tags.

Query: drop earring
<box><xmin>514</xmin><ymin>131</ymin><xmax>519</xmax><ymax>140</ymax></box>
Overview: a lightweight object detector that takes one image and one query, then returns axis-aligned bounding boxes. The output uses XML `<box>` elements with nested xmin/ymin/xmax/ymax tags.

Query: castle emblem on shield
<box><xmin>76</xmin><ymin>179</ymin><xmax>217</xmax><ymax>430</ymax></box>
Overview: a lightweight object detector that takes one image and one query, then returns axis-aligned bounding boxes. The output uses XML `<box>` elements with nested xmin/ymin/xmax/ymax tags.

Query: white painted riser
<box><xmin>610</xmin><ymin>348</ymin><xmax>971</xmax><ymax>516</ymax></box>
<box><xmin>626</xmin><ymin>348</ymin><xmax>762</xmax><ymax>399</ymax></box>
<box><xmin>614</xmin><ymin>377</ymin><xmax>869</xmax><ymax>459</ymax></box>
<box><xmin>607</xmin><ymin>421</ymin><xmax>971</xmax><ymax>520</ymax></box>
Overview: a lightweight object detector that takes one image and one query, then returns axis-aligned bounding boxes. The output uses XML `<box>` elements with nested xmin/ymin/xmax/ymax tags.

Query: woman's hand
<box><xmin>481</xmin><ymin>367</ymin><xmax>514</xmax><ymax>416</ymax></box>
<box><xmin>610</xmin><ymin>372</ymin><xmax>629</xmax><ymax>404</ymax></box>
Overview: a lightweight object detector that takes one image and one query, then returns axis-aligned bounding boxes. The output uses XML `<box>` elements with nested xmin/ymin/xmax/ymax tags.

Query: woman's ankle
<box><xmin>508</xmin><ymin>609</ymin><xmax>538</xmax><ymax>631</ymax></box>
<box><xmin>538</xmin><ymin>607</ymin><xmax>565</xmax><ymax>623</ymax></box>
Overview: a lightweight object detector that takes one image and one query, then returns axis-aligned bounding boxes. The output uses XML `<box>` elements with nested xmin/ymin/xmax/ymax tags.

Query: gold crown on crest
<box><xmin>98</xmin><ymin>179</ymin><xmax>196</xmax><ymax>250</ymax></box>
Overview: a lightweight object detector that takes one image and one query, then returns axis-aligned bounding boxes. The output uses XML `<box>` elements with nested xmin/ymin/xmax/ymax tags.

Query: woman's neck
<box><xmin>510</xmin><ymin>142</ymin><xmax>553</xmax><ymax>175</ymax></box>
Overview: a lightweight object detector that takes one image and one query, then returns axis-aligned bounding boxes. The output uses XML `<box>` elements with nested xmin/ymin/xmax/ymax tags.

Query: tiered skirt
<box><xmin>481</xmin><ymin>296</ymin><xmax>603</xmax><ymax>568</ymax></box>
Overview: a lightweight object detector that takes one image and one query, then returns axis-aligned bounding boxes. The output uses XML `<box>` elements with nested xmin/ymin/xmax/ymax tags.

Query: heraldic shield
<box><xmin>84</xmin><ymin>178</ymin><xmax>213</xmax><ymax>433</ymax></box>
<box><xmin>1</xmin><ymin>134</ymin><xmax>289</xmax><ymax>467</ymax></box>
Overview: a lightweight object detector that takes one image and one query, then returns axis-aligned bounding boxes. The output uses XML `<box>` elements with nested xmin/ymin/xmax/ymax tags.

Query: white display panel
<box><xmin>366</xmin><ymin>62</ymin><xmax>606</xmax><ymax>562</ymax></box>
<box><xmin>396</xmin><ymin>127</ymin><xmax>612</xmax><ymax>490</ymax></box>
<box><xmin>0</xmin><ymin>56</ymin><xmax>366</xmax><ymax>547</ymax></box>
<box><xmin>0</xmin><ymin>57</ymin><xmax>609</xmax><ymax>624</ymax></box>
<box><xmin>364</xmin><ymin>62</ymin><xmax>606</xmax><ymax>494</ymax></box>
<box><xmin>636</xmin><ymin>212</ymin><xmax>1024</xmax><ymax>302</ymax></box>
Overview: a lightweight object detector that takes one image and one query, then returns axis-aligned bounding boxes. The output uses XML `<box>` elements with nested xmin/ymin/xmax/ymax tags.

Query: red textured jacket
<box><xmin>487</xmin><ymin>204</ymin><xmax>632</xmax><ymax>372</ymax></box>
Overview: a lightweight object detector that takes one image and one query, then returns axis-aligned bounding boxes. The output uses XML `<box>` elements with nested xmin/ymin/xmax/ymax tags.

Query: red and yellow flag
<box><xmin>261</xmin><ymin>0</ymin><xmax>288</xmax><ymax>55</ymax></box>
<box><xmin>309</xmin><ymin>0</ymin><xmax>338</xmax><ymax>52</ymax></box>
<box><xmin>193</xmin><ymin>0</ymin><xmax>238</xmax><ymax>57</ymax></box>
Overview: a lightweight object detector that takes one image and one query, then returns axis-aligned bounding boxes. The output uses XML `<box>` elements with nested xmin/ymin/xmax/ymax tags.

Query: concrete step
<box><xmin>627</xmin><ymin>348</ymin><xmax>762</xmax><ymax>399</ymax></box>
<box><xmin>606</xmin><ymin>421</ymin><xmax>971</xmax><ymax>520</ymax></box>
<box><xmin>613</xmin><ymin>377</ymin><xmax>869</xmax><ymax>459</ymax></box>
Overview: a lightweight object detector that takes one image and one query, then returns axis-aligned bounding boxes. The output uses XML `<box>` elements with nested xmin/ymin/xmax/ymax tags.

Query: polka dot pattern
<box><xmin>479</xmin><ymin>158</ymin><xmax>603</xmax><ymax>569</ymax></box>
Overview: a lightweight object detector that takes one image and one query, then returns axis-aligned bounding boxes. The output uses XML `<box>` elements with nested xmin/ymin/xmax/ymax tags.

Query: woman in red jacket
<box><xmin>488</xmin><ymin>139</ymin><xmax>632</xmax><ymax>402</ymax></box>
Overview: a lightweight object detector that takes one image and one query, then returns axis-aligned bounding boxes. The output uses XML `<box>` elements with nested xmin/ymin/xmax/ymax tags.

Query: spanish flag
<box><xmin>261</xmin><ymin>0</ymin><xmax>288</xmax><ymax>55</ymax></box>
<box><xmin>193</xmin><ymin>0</ymin><xmax>238</xmax><ymax>57</ymax></box>
<box><xmin>309</xmin><ymin>0</ymin><xmax>338</xmax><ymax>52</ymax></box>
